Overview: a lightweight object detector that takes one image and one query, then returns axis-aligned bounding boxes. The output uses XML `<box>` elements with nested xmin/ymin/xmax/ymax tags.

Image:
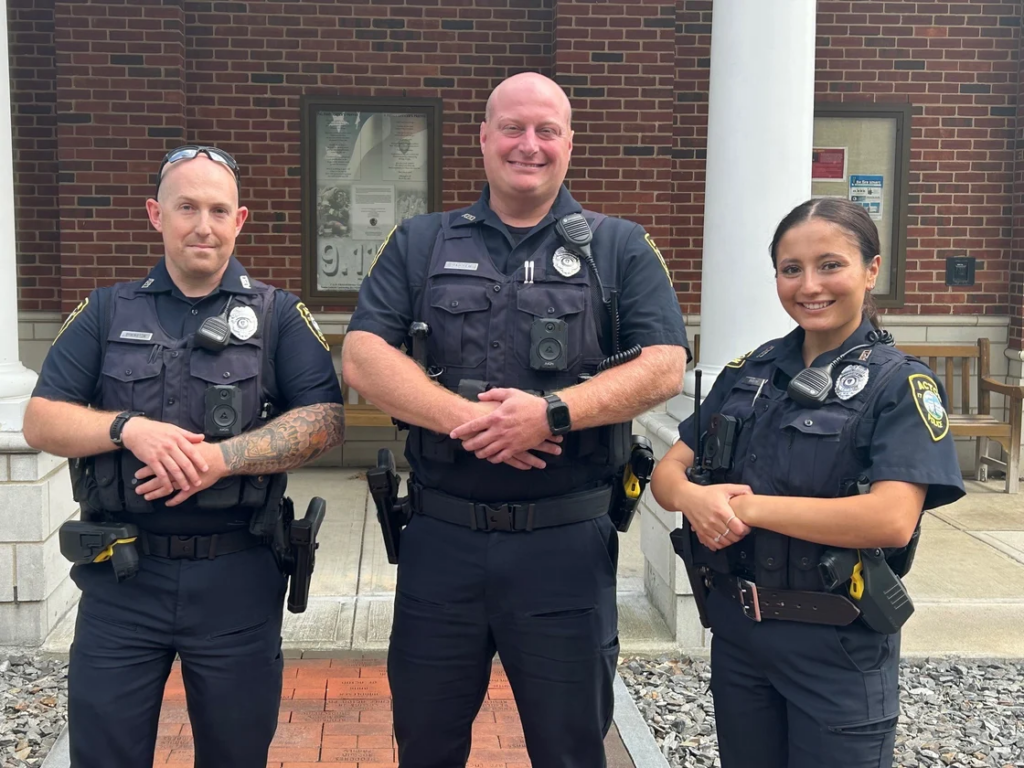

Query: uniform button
<box><xmin>800</xmin><ymin>557</ymin><xmax>810</xmax><ymax>567</ymax></box>
<box><xmin>491</xmin><ymin>341</ymin><xmax>500</xmax><ymax>348</ymax></box>
<box><xmin>804</xmin><ymin>419</ymin><xmax>813</xmax><ymax>427</ymax></box>
<box><xmin>766</xmin><ymin>557</ymin><xmax>775</xmax><ymax>566</ymax></box>
<box><xmin>740</xmin><ymin>551</ymin><xmax>748</xmax><ymax>559</ymax></box>
<box><xmin>223</xmin><ymin>372</ymin><xmax>231</xmax><ymax>378</ymax></box>
<box><xmin>124</xmin><ymin>369</ymin><xmax>132</xmax><ymax>375</ymax></box>
<box><xmin>492</xmin><ymin>285</ymin><xmax>501</xmax><ymax>293</ymax></box>
<box><xmin>547</xmin><ymin>307</ymin><xmax>555</xmax><ymax>314</ymax></box>
<box><xmin>450</xmin><ymin>300</ymin><xmax>459</xmax><ymax>308</ymax></box>
<box><xmin>167</xmin><ymin>398</ymin><xmax>175</xmax><ymax>405</ymax></box>
<box><xmin>191</xmin><ymin>308</ymin><xmax>199</xmax><ymax>315</ymax></box>
<box><xmin>171</xmin><ymin>351</ymin><xmax>179</xmax><ymax>358</ymax></box>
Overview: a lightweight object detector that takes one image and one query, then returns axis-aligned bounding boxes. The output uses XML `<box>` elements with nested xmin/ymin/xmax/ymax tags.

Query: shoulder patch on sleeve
<box><xmin>365</xmin><ymin>225</ymin><xmax>397</xmax><ymax>278</ymax></box>
<box><xmin>52</xmin><ymin>297</ymin><xmax>88</xmax><ymax>345</ymax></box>
<box><xmin>908</xmin><ymin>373</ymin><xmax>949</xmax><ymax>442</ymax></box>
<box><xmin>643</xmin><ymin>233</ymin><xmax>671</xmax><ymax>281</ymax></box>
<box><xmin>295</xmin><ymin>302</ymin><xmax>330</xmax><ymax>352</ymax></box>
<box><xmin>724</xmin><ymin>349</ymin><xmax>753</xmax><ymax>370</ymax></box>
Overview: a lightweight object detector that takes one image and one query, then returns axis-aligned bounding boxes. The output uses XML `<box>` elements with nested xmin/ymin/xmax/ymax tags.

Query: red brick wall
<box><xmin>8</xmin><ymin>0</ymin><xmax>59</xmax><ymax>313</ymax></box>
<box><xmin>53</xmin><ymin>0</ymin><xmax>187</xmax><ymax>314</ymax></box>
<box><xmin>185</xmin><ymin>0</ymin><xmax>553</xmax><ymax>304</ymax></box>
<box><xmin>1014</xmin><ymin>7</ymin><xmax>1024</xmax><ymax>350</ymax></box>
<box><xmin>671</xmin><ymin>0</ymin><xmax>711</xmax><ymax>315</ymax></box>
<box><xmin>6</xmin><ymin>0</ymin><xmax>1023</xmax><ymax>344</ymax></box>
<box><xmin>817</xmin><ymin>0</ymin><xmax>1019</xmax><ymax>320</ymax></box>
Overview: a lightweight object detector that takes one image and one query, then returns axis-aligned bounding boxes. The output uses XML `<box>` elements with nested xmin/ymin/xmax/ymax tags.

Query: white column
<box><xmin>0</xmin><ymin>0</ymin><xmax>78</xmax><ymax>647</ymax></box>
<box><xmin>0</xmin><ymin>0</ymin><xmax>38</xmax><ymax>431</ymax></box>
<box><xmin>667</xmin><ymin>0</ymin><xmax>816</xmax><ymax>420</ymax></box>
<box><xmin>641</xmin><ymin>0</ymin><xmax>818</xmax><ymax>650</ymax></box>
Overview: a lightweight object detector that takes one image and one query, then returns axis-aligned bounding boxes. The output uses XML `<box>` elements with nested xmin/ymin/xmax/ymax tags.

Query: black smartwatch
<box><xmin>544</xmin><ymin>394</ymin><xmax>572</xmax><ymax>436</ymax></box>
<box><xmin>109</xmin><ymin>411</ymin><xmax>144</xmax><ymax>446</ymax></box>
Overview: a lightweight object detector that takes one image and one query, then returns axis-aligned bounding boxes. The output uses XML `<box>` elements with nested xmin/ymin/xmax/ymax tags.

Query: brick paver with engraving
<box><xmin>152</xmin><ymin>655</ymin><xmax>632</xmax><ymax>767</ymax></box>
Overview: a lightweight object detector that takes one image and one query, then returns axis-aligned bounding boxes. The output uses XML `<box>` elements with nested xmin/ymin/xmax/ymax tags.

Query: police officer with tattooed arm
<box><xmin>23</xmin><ymin>146</ymin><xmax>344</xmax><ymax>768</ymax></box>
<box><xmin>344</xmin><ymin>72</ymin><xmax>689</xmax><ymax>767</ymax></box>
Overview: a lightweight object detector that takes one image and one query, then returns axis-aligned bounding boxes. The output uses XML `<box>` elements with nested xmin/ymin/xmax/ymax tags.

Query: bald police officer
<box><xmin>343</xmin><ymin>73</ymin><xmax>690</xmax><ymax>767</ymax></box>
<box><xmin>24</xmin><ymin>145</ymin><xmax>345</xmax><ymax>768</ymax></box>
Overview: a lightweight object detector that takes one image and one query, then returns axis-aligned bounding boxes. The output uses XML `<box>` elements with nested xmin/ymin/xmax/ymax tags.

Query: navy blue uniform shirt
<box><xmin>349</xmin><ymin>184</ymin><xmax>689</xmax><ymax>353</ymax></box>
<box><xmin>349</xmin><ymin>185</ymin><xmax>689</xmax><ymax>496</ymax></box>
<box><xmin>34</xmin><ymin>257</ymin><xmax>343</xmax><ymax>412</ymax></box>
<box><xmin>679</xmin><ymin>318</ymin><xmax>965</xmax><ymax>510</ymax></box>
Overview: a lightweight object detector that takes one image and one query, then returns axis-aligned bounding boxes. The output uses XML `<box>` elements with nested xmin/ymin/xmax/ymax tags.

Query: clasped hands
<box><xmin>448</xmin><ymin>388</ymin><xmax>563</xmax><ymax>471</ymax></box>
<box><xmin>118</xmin><ymin>418</ymin><xmax>228</xmax><ymax>506</ymax></box>
<box><xmin>682</xmin><ymin>483</ymin><xmax>755</xmax><ymax>552</ymax></box>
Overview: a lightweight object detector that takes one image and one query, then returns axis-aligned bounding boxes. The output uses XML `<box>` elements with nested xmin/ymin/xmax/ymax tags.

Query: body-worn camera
<box><xmin>529</xmin><ymin>317</ymin><xmax>569</xmax><ymax>371</ymax></box>
<box><xmin>205</xmin><ymin>384</ymin><xmax>243</xmax><ymax>438</ymax></box>
<box><xmin>702</xmin><ymin>413</ymin><xmax>739</xmax><ymax>473</ymax></box>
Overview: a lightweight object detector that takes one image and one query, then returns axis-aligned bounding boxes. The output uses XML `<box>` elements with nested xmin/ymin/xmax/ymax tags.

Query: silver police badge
<box><xmin>228</xmin><ymin>305</ymin><xmax>258</xmax><ymax>341</ymax></box>
<box><xmin>552</xmin><ymin>247</ymin><xmax>581</xmax><ymax>278</ymax></box>
<box><xmin>835</xmin><ymin>364</ymin><xmax>869</xmax><ymax>400</ymax></box>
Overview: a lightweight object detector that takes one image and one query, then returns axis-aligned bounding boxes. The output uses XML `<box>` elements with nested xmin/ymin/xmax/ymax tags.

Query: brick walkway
<box><xmin>153</xmin><ymin>655</ymin><xmax>634</xmax><ymax>767</ymax></box>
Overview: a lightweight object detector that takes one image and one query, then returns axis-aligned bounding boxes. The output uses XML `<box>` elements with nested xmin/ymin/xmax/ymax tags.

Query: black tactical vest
<box><xmin>77</xmin><ymin>279</ymin><xmax>282</xmax><ymax>520</ymax></box>
<box><xmin>694</xmin><ymin>339</ymin><xmax>908</xmax><ymax>591</ymax></box>
<box><xmin>406</xmin><ymin>210</ymin><xmax>631</xmax><ymax>500</ymax></box>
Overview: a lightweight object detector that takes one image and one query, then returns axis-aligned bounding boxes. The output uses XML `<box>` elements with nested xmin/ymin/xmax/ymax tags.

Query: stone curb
<box><xmin>613</xmin><ymin>672</ymin><xmax>671</xmax><ymax>768</ymax></box>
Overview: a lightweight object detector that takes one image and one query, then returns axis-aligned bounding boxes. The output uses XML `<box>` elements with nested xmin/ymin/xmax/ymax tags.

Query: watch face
<box><xmin>549</xmin><ymin>404</ymin><xmax>571</xmax><ymax>431</ymax></box>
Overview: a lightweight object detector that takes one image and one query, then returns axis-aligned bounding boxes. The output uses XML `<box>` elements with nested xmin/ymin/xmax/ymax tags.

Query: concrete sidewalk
<box><xmin>41</xmin><ymin>470</ymin><xmax>1024</xmax><ymax>658</ymax></box>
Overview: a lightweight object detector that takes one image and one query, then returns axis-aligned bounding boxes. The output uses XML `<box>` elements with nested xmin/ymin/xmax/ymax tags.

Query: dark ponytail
<box><xmin>769</xmin><ymin>198</ymin><xmax>882</xmax><ymax>329</ymax></box>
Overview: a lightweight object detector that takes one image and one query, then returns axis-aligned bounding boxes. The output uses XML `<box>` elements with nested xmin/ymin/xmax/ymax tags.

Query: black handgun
<box><xmin>58</xmin><ymin>521</ymin><xmax>140</xmax><ymax>582</ymax></box>
<box><xmin>367</xmin><ymin>448</ymin><xmax>409</xmax><ymax>565</ymax></box>
<box><xmin>283</xmin><ymin>497</ymin><xmax>326</xmax><ymax>614</ymax></box>
<box><xmin>670</xmin><ymin>369</ymin><xmax>713</xmax><ymax>629</ymax></box>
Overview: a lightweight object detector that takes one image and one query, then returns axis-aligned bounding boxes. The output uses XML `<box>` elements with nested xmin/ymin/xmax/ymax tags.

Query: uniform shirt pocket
<box><xmin>428</xmin><ymin>283</ymin><xmax>491</xmax><ymax>369</ymax></box>
<box><xmin>100</xmin><ymin>343</ymin><xmax>164</xmax><ymax>416</ymax></box>
<box><xmin>781</xmin><ymin>408</ymin><xmax>851</xmax><ymax>498</ymax></box>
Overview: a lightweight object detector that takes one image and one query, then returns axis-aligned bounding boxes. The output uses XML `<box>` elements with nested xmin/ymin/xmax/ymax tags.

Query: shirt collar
<box><xmin>449</xmin><ymin>184</ymin><xmax>583</xmax><ymax>230</ymax></box>
<box><xmin>137</xmin><ymin>256</ymin><xmax>260</xmax><ymax>296</ymax></box>
<box><xmin>775</xmin><ymin>315</ymin><xmax>881</xmax><ymax>378</ymax></box>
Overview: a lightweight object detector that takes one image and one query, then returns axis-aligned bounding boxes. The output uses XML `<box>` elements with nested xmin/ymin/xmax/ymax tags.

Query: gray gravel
<box><xmin>620</xmin><ymin>656</ymin><xmax>1024</xmax><ymax>768</ymax></box>
<box><xmin>0</xmin><ymin>654</ymin><xmax>67</xmax><ymax>768</ymax></box>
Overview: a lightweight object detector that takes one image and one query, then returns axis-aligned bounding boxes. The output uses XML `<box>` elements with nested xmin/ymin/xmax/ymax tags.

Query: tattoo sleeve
<box><xmin>219</xmin><ymin>403</ymin><xmax>345</xmax><ymax>475</ymax></box>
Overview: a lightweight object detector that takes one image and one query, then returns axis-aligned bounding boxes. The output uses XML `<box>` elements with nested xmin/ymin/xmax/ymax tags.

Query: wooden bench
<box><xmin>898</xmin><ymin>338</ymin><xmax>1023</xmax><ymax>494</ymax></box>
<box><xmin>323</xmin><ymin>333</ymin><xmax>396</xmax><ymax>429</ymax></box>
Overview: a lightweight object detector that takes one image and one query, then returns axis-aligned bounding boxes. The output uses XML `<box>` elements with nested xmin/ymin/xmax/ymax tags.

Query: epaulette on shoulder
<box><xmin>724</xmin><ymin>338</ymin><xmax>780</xmax><ymax>369</ymax></box>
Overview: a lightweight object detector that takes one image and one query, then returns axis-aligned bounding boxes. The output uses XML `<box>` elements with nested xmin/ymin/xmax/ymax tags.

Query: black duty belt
<box><xmin>415</xmin><ymin>485</ymin><xmax>612</xmax><ymax>532</ymax></box>
<box><xmin>709</xmin><ymin>573</ymin><xmax>861</xmax><ymax>626</ymax></box>
<box><xmin>138</xmin><ymin>529</ymin><xmax>266</xmax><ymax>560</ymax></box>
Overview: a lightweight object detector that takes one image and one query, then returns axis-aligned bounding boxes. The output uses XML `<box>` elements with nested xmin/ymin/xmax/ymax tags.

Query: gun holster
<box><xmin>58</xmin><ymin>520</ymin><xmax>140</xmax><ymax>582</ymax></box>
<box><xmin>670</xmin><ymin>524</ymin><xmax>711</xmax><ymax>629</ymax></box>
<box><xmin>367</xmin><ymin>449</ymin><xmax>413</xmax><ymax>565</ymax></box>
<box><xmin>272</xmin><ymin>496</ymin><xmax>326</xmax><ymax>614</ymax></box>
<box><xmin>608</xmin><ymin>435</ymin><xmax>654</xmax><ymax>532</ymax></box>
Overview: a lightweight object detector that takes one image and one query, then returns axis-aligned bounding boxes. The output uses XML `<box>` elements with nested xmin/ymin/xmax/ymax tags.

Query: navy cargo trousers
<box><xmin>67</xmin><ymin>544</ymin><xmax>287</xmax><ymax>768</ymax></box>
<box><xmin>387</xmin><ymin>511</ymin><xmax>621</xmax><ymax>768</ymax></box>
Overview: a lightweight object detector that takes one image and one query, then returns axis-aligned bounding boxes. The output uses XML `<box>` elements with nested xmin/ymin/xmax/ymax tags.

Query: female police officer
<box><xmin>650</xmin><ymin>198</ymin><xmax>965</xmax><ymax>768</ymax></box>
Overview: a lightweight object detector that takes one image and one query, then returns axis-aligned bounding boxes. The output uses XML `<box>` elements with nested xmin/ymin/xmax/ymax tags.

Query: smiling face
<box><xmin>775</xmin><ymin>217</ymin><xmax>880</xmax><ymax>352</ymax></box>
<box><xmin>480</xmin><ymin>73</ymin><xmax>573</xmax><ymax>214</ymax></box>
<box><xmin>145</xmin><ymin>156</ymin><xmax>248</xmax><ymax>295</ymax></box>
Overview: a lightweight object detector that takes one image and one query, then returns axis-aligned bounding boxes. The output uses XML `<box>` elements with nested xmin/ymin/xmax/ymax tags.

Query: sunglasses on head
<box><xmin>155</xmin><ymin>145</ymin><xmax>241</xmax><ymax>196</ymax></box>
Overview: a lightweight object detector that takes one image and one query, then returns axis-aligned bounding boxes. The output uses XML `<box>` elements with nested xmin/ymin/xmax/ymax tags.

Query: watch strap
<box><xmin>110</xmin><ymin>410</ymin><xmax>144</xmax><ymax>445</ymax></box>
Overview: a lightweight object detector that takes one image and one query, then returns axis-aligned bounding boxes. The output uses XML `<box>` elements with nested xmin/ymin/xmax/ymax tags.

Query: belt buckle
<box><xmin>478</xmin><ymin>504</ymin><xmax>514</xmax><ymax>532</ymax></box>
<box><xmin>168</xmin><ymin>535</ymin><xmax>198</xmax><ymax>560</ymax></box>
<box><xmin>737</xmin><ymin>578</ymin><xmax>761</xmax><ymax>622</ymax></box>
